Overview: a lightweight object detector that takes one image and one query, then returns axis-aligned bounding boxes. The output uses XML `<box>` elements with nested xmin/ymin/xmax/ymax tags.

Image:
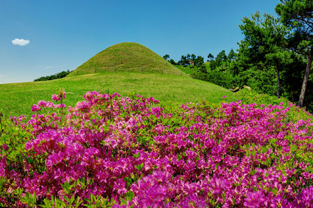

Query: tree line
<box><xmin>34</xmin><ymin>70</ymin><xmax>72</xmax><ymax>82</ymax></box>
<box><xmin>165</xmin><ymin>0</ymin><xmax>313</xmax><ymax>112</ymax></box>
<box><xmin>163</xmin><ymin>54</ymin><xmax>204</xmax><ymax>66</ymax></box>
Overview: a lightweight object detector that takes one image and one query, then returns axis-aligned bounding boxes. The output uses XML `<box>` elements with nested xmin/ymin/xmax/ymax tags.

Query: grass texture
<box><xmin>68</xmin><ymin>42</ymin><xmax>185</xmax><ymax>77</ymax></box>
<box><xmin>0</xmin><ymin>72</ymin><xmax>235</xmax><ymax>118</ymax></box>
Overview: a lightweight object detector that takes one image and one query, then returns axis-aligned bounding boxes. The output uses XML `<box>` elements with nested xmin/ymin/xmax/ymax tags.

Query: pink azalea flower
<box><xmin>31</xmin><ymin>104</ymin><xmax>41</xmax><ymax>112</ymax></box>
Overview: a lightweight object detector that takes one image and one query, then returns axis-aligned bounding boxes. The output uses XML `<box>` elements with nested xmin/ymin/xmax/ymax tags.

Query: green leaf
<box><xmin>134</xmin><ymin>163</ymin><xmax>144</xmax><ymax>171</ymax></box>
<box><xmin>133</xmin><ymin>152</ymin><xmax>140</xmax><ymax>158</ymax></box>
<box><xmin>130</xmin><ymin>173</ymin><xmax>135</xmax><ymax>180</ymax></box>
<box><xmin>75</xmin><ymin>196</ymin><xmax>84</xmax><ymax>208</ymax></box>
<box><xmin>124</xmin><ymin>177</ymin><xmax>133</xmax><ymax>186</ymax></box>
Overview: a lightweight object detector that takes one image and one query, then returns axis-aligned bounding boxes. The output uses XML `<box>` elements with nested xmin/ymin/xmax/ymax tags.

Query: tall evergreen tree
<box><xmin>238</xmin><ymin>12</ymin><xmax>293</xmax><ymax>98</ymax></box>
<box><xmin>186</xmin><ymin>54</ymin><xmax>191</xmax><ymax>65</ymax></box>
<box><xmin>228</xmin><ymin>49</ymin><xmax>236</xmax><ymax>61</ymax></box>
<box><xmin>207</xmin><ymin>53</ymin><xmax>214</xmax><ymax>62</ymax></box>
<box><xmin>211</xmin><ymin>50</ymin><xmax>227</xmax><ymax>70</ymax></box>
<box><xmin>195</xmin><ymin>56</ymin><xmax>204</xmax><ymax>66</ymax></box>
<box><xmin>180</xmin><ymin>55</ymin><xmax>187</xmax><ymax>65</ymax></box>
<box><xmin>276</xmin><ymin>0</ymin><xmax>313</xmax><ymax>106</ymax></box>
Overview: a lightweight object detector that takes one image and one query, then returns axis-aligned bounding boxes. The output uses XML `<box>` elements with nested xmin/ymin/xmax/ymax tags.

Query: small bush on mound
<box><xmin>1</xmin><ymin>91</ymin><xmax>313</xmax><ymax>207</ymax></box>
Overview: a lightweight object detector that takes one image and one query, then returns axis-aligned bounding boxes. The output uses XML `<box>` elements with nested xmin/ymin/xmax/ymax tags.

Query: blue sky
<box><xmin>0</xmin><ymin>0</ymin><xmax>280</xmax><ymax>84</ymax></box>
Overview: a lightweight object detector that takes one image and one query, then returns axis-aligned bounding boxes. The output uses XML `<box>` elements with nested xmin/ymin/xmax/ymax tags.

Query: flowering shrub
<box><xmin>234</xmin><ymin>88</ymin><xmax>313</xmax><ymax>123</ymax></box>
<box><xmin>0</xmin><ymin>91</ymin><xmax>313</xmax><ymax>207</ymax></box>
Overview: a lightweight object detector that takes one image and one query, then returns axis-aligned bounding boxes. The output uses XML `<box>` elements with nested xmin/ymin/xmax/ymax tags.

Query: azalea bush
<box><xmin>235</xmin><ymin>88</ymin><xmax>313</xmax><ymax>123</ymax></box>
<box><xmin>0</xmin><ymin>90</ymin><xmax>313</xmax><ymax>207</ymax></box>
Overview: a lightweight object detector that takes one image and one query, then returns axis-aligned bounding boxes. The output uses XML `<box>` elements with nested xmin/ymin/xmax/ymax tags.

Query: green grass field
<box><xmin>0</xmin><ymin>71</ymin><xmax>235</xmax><ymax>118</ymax></box>
<box><xmin>0</xmin><ymin>42</ymin><xmax>237</xmax><ymax>118</ymax></box>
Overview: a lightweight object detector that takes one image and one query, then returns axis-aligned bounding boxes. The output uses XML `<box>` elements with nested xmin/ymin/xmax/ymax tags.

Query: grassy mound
<box><xmin>69</xmin><ymin>42</ymin><xmax>184</xmax><ymax>76</ymax></box>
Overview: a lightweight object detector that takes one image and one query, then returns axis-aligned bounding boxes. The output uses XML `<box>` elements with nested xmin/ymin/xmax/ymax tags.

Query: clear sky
<box><xmin>0</xmin><ymin>0</ymin><xmax>280</xmax><ymax>84</ymax></box>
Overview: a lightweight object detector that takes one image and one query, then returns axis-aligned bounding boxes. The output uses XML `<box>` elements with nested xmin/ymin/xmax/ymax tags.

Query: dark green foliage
<box><xmin>192</xmin><ymin>62</ymin><xmax>235</xmax><ymax>89</ymax></box>
<box><xmin>210</xmin><ymin>50</ymin><xmax>227</xmax><ymax>70</ymax></box>
<box><xmin>166</xmin><ymin>1</ymin><xmax>313</xmax><ymax>112</ymax></box>
<box><xmin>207</xmin><ymin>53</ymin><xmax>214</xmax><ymax>62</ymax></box>
<box><xmin>163</xmin><ymin>55</ymin><xmax>177</xmax><ymax>65</ymax></box>
<box><xmin>192</xmin><ymin>64</ymin><xmax>207</xmax><ymax>81</ymax></box>
<box><xmin>228</xmin><ymin>49</ymin><xmax>236</xmax><ymax>61</ymax></box>
<box><xmin>178</xmin><ymin>55</ymin><xmax>187</xmax><ymax>65</ymax></box>
<box><xmin>195</xmin><ymin>56</ymin><xmax>204</xmax><ymax>66</ymax></box>
<box><xmin>176</xmin><ymin>54</ymin><xmax>204</xmax><ymax>66</ymax></box>
<box><xmin>34</xmin><ymin>70</ymin><xmax>72</xmax><ymax>82</ymax></box>
<box><xmin>192</xmin><ymin>49</ymin><xmax>237</xmax><ymax>89</ymax></box>
<box><xmin>236</xmin><ymin>12</ymin><xmax>295</xmax><ymax>98</ymax></box>
<box><xmin>275</xmin><ymin>0</ymin><xmax>313</xmax><ymax>107</ymax></box>
<box><xmin>190</xmin><ymin>10</ymin><xmax>313</xmax><ymax>113</ymax></box>
<box><xmin>169</xmin><ymin>59</ymin><xmax>177</xmax><ymax>65</ymax></box>
<box><xmin>186</xmin><ymin>54</ymin><xmax>191</xmax><ymax>64</ymax></box>
<box><xmin>163</xmin><ymin>54</ymin><xmax>170</xmax><ymax>61</ymax></box>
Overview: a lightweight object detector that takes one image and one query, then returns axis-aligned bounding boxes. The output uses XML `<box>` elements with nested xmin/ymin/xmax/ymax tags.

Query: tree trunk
<box><xmin>298</xmin><ymin>47</ymin><xmax>313</xmax><ymax>107</ymax></box>
<box><xmin>276</xmin><ymin>62</ymin><xmax>281</xmax><ymax>98</ymax></box>
<box><xmin>291</xmin><ymin>85</ymin><xmax>295</xmax><ymax>103</ymax></box>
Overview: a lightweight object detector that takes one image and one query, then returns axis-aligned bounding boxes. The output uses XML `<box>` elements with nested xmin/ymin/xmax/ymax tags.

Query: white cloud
<box><xmin>44</xmin><ymin>66</ymin><xmax>54</xmax><ymax>69</ymax></box>
<box><xmin>12</xmin><ymin>38</ymin><xmax>30</xmax><ymax>46</ymax></box>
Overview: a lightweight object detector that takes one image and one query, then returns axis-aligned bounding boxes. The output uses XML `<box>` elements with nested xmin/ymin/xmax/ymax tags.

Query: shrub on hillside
<box><xmin>0</xmin><ymin>91</ymin><xmax>313</xmax><ymax>207</ymax></box>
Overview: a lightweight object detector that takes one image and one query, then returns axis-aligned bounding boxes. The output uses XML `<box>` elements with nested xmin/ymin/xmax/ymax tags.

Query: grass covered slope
<box><xmin>69</xmin><ymin>42</ymin><xmax>184</xmax><ymax>76</ymax></box>
<box><xmin>0</xmin><ymin>72</ymin><xmax>234</xmax><ymax>118</ymax></box>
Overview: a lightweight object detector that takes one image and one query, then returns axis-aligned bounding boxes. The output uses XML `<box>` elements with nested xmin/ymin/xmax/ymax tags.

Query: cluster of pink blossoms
<box><xmin>1</xmin><ymin>91</ymin><xmax>313</xmax><ymax>207</ymax></box>
<box><xmin>31</xmin><ymin>100</ymin><xmax>66</xmax><ymax>112</ymax></box>
<box><xmin>52</xmin><ymin>89</ymin><xmax>66</xmax><ymax>101</ymax></box>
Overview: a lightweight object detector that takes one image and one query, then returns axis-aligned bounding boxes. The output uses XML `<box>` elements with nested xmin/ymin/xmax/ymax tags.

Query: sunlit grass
<box><xmin>68</xmin><ymin>42</ymin><xmax>184</xmax><ymax>77</ymax></box>
<box><xmin>0</xmin><ymin>71</ymin><xmax>235</xmax><ymax>118</ymax></box>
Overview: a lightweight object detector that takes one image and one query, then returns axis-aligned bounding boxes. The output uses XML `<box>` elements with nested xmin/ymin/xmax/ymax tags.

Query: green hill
<box><xmin>69</xmin><ymin>42</ymin><xmax>184</xmax><ymax>76</ymax></box>
<box><xmin>0</xmin><ymin>42</ymin><xmax>238</xmax><ymax>118</ymax></box>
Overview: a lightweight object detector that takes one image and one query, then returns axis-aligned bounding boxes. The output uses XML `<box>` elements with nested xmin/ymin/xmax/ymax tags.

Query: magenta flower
<box><xmin>31</xmin><ymin>104</ymin><xmax>41</xmax><ymax>112</ymax></box>
<box><xmin>179</xmin><ymin>194</ymin><xmax>208</xmax><ymax>208</ymax></box>
<box><xmin>3</xmin><ymin>91</ymin><xmax>313</xmax><ymax>206</ymax></box>
<box><xmin>76</xmin><ymin>101</ymin><xmax>89</xmax><ymax>111</ymax></box>
<box><xmin>38</xmin><ymin>100</ymin><xmax>47</xmax><ymax>108</ymax></box>
<box><xmin>0</xmin><ymin>158</ymin><xmax>7</xmax><ymax>177</ymax></box>
<box><xmin>52</xmin><ymin>94</ymin><xmax>60</xmax><ymax>101</ymax></box>
<box><xmin>208</xmin><ymin>177</ymin><xmax>231</xmax><ymax>197</ymax></box>
<box><xmin>112</xmin><ymin>93</ymin><xmax>120</xmax><ymax>98</ymax></box>
<box><xmin>244</xmin><ymin>191</ymin><xmax>265</xmax><ymax>208</ymax></box>
<box><xmin>141</xmin><ymin>185</ymin><xmax>168</xmax><ymax>206</ymax></box>
<box><xmin>18</xmin><ymin>115</ymin><xmax>26</xmax><ymax>121</ymax></box>
<box><xmin>1</xmin><ymin>144</ymin><xmax>8</xmax><ymax>151</ymax></box>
